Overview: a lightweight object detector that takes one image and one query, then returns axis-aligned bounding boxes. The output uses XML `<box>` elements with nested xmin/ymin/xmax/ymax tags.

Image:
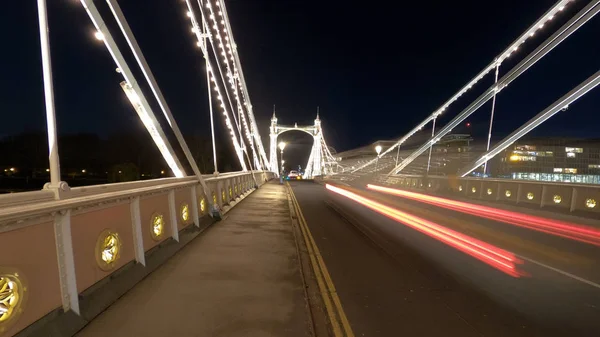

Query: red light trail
<box><xmin>367</xmin><ymin>184</ymin><xmax>600</xmax><ymax>247</ymax></box>
<box><xmin>326</xmin><ymin>184</ymin><xmax>523</xmax><ymax>277</ymax></box>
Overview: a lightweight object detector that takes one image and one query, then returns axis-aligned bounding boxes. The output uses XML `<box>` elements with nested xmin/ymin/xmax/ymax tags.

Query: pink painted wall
<box><xmin>71</xmin><ymin>203</ymin><xmax>135</xmax><ymax>293</ymax></box>
<box><xmin>174</xmin><ymin>188</ymin><xmax>193</xmax><ymax>230</ymax></box>
<box><xmin>139</xmin><ymin>194</ymin><xmax>171</xmax><ymax>251</ymax></box>
<box><xmin>0</xmin><ymin>222</ymin><xmax>62</xmax><ymax>337</ymax></box>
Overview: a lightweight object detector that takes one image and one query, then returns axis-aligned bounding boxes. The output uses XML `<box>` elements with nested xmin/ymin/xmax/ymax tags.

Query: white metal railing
<box><xmin>0</xmin><ymin>170</ymin><xmax>274</xmax><ymax>336</ymax></box>
<box><xmin>374</xmin><ymin>174</ymin><xmax>600</xmax><ymax>214</ymax></box>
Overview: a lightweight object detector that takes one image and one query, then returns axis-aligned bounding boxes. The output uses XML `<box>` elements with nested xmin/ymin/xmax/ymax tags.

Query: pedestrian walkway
<box><xmin>76</xmin><ymin>182</ymin><xmax>312</xmax><ymax>337</ymax></box>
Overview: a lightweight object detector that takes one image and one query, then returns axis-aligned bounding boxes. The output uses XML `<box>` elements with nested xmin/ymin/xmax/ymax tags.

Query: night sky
<box><xmin>2</xmin><ymin>1</ymin><xmax>599</xmax><ymax>171</ymax></box>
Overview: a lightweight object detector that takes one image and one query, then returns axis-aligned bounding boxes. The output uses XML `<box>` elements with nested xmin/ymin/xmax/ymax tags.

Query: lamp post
<box><xmin>278</xmin><ymin>142</ymin><xmax>286</xmax><ymax>183</ymax></box>
<box><xmin>375</xmin><ymin>145</ymin><xmax>382</xmax><ymax>172</ymax></box>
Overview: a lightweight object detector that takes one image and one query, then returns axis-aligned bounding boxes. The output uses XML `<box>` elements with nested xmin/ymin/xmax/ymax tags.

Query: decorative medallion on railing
<box><xmin>199</xmin><ymin>198</ymin><xmax>207</xmax><ymax>214</ymax></box>
<box><xmin>96</xmin><ymin>230</ymin><xmax>122</xmax><ymax>271</ymax></box>
<box><xmin>151</xmin><ymin>213</ymin><xmax>164</xmax><ymax>241</ymax></box>
<box><xmin>553</xmin><ymin>195</ymin><xmax>562</xmax><ymax>204</ymax></box>
<box><xmin>527</xmin><ymin>192</ymin><xmax>535</xmax><ymax>200</ymax></box>
<box><xmin>181</xmin><ymin>204</ymin><xmax>189</xmax><ymax>222</ymax></box>
<box><xmin>0</xmin><ymin>271</ymin><xmax>25</xmax><ymax>332</ymax></box>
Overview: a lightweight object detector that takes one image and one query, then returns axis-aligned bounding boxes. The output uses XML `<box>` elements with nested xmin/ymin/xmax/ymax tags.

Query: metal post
<box><xmin>483</xmin><ymin>63</ymin><xmax>501</xmax><ymax>176</ymax></box>
<box><xmin>395</xmin><ymin>144</ymin><xmax>401</xmax><ymax>167</ymax></box>
<box><xmin>37</xmin><ymin>0</ymin><xmax>62</xmax><ymax>189</ymax></box>
<box><xmin>206</xmin><ymin>50</ymin><xmax>218</xmax><ymax>174</ymax></box>
<box><xmin>426</xmin><ymin>118</ymin><xmax>437</xmax><ymax>174</ymax></box>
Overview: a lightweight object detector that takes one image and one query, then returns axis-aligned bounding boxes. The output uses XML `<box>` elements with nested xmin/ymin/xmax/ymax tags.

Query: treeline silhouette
<box><xmin>0</xmin><ymin>130</ymin><xmax>242</xmax><ymax>191</ymax></box>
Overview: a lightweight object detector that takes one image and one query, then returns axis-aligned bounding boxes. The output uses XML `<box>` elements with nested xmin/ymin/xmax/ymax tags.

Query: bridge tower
<box><xmin>268</xmin><ymin>111</ymin><xmax>324</xmax><ymax>178</ymax></box>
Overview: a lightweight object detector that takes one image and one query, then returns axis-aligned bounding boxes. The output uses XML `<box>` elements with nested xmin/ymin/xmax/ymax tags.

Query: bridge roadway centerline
<box><xmin>289</xmin><ymin>180</ymin><xmax>600</xmax><ymax>336</ymax></box>
<box><xmin>287</xmin><ymin>181</ymin><xmax>574</xmax><ymax>337</ymax></box>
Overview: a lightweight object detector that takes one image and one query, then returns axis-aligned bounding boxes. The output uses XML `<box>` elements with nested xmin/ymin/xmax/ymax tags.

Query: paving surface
<box><xmin>77</xmin><ymin>182</ymin><xmax>311</xmax><ymax>337</ymax></box>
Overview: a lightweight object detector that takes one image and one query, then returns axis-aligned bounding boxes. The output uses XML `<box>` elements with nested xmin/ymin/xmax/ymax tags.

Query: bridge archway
<box><xmin>269</xmin><ymin>113</ymin><xmax>323</xmax><ymax>178</ymax></box>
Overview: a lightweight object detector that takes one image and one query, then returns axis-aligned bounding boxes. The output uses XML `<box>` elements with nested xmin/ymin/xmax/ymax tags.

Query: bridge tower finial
<box><xmin>272</xmin><ymin>104</ymin><xmax>276</xmax><ymax>119</ymax></box>
<box><xmin>316</xmin><ymin>106</ymin><xmax>320</xmax><ymax>120</ymax></box>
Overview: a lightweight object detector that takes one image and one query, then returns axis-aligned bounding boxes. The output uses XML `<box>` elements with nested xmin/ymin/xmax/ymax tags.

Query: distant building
<box><xmin>498</xmin><ymin>138</ymin><xmax>600</xmax><ymax>184</ymax></box>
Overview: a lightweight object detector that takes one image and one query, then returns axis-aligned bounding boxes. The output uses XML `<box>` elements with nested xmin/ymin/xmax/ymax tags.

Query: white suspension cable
<box><xmin>459</xmin><ymin>69</ymin><xmax>600</xmax><ymax>177</ymax></box>
<box><xmin>391</xmin><ymin>0</ymin><xmax>600</xmax><ymax>175</ymax></box>
<box><xmin>352</xmin><ymin>0</ymin><xmax>574</xmax><ymax>174</ymax></box>
<box><xmin>184</xmin><ymin>0</ymin><xmax>247</xmax><ymax>171</ymax></box>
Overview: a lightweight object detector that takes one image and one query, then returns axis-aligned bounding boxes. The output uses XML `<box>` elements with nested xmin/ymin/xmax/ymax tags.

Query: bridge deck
<box><xmin>76</xmin><ymin>182</ymin><xmax>311</xmax><ymax>337</ymax></box>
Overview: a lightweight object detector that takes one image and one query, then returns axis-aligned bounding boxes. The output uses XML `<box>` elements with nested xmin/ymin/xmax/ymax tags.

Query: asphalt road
<box><xmin>289</xmin><ymin>181</ymin><xmax>600</xmax><ymax>337</ymax></box>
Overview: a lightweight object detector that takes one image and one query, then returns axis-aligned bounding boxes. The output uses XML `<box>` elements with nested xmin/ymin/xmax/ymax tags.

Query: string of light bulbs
<box><xmin>184</xmin><ymin>0</ymin><xmax>247</xmax><ymax>171</ymax></box>
<box><xmin>352</xmin><ymin>0</ymin><xmax>573</xmax><ymax>173</ymax></box>
<box><xmin>202</xmin><ymin>0</ymin><xmax>263</xmax><ymax>170</ymax></box>
<box><xmin>210</xmin><ymin>0</ymin><xmax>270</xmax><ymax>170</ymax></box>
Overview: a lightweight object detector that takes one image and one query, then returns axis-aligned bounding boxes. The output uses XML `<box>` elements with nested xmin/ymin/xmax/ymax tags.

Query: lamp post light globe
<box><xmin>375</xmin><ymin>145</ymin><xmax>382</xmax><ymax>172</ymax></box>
<box><xmin>278</xmin><ymin>142</ymin><xmax>286</xmax><ymax>152</ymax></box>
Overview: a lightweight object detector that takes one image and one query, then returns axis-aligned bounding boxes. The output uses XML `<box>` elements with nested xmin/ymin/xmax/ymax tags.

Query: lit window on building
<box><xmin>515</xmin><ymin>145</ymin><xmax>536</xmax><ymax>151</ymax></box>
<box><xmin>509</xmin><ymin>154</ymin><xmax>536</xmax><ymax>162</ymax></box>
<box><xmin>567</xmin><ymin>152</ymin><xmax>576</xmax><ymax>158</ymax></box>
<box><xmin>553</xmin><ymin>168</ymin><xmax>563</xmax><ymax>173</ymax></box>
<box><xmin>589</xmin><ymin>164</ymin><xmax>600</xmax><ymax>169</ymax></box>
<box><xmin>564</xmin><ymin>168</ymin><xmax>577</xmax><ymax>174</ymax></box>
<box><xmin>565</xmin><ymin>147</ymin><xmax>583</xmax><ymax>153</ymax></box>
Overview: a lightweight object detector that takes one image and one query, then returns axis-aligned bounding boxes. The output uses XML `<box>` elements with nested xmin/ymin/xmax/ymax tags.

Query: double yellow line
<box><xmin>287</xmin><ymin>182</ymin><xmax>355</xmax><ymax>337</ymax></box>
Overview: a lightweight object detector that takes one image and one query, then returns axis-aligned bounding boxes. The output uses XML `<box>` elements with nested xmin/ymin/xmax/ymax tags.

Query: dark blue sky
<box><xmin>2</xmin><ymin>0</ymin><xmax>599</xmax><ymax>163</ymax></box>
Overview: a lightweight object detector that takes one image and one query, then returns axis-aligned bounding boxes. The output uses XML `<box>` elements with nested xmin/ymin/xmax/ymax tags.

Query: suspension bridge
<box><xmin>1</xmin><ymin>1</ymin><xmax>600</xmax><ymax>336</ymax></box>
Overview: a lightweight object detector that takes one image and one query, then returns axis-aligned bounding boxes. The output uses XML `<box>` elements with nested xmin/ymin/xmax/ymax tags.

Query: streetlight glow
<box><xmin>278</xmin><ymin>142</ymin><xmax>287</xmax><ymax>152</ymax></box>
<box><xmin>94</xmin><ymin>31</ymin><xmax>104</xmax><ymax>41</ymax></box>
<box><xmin>375</xmin><ymin>145</ymin><xmax>382</xmax><ymax>155</ymax></box>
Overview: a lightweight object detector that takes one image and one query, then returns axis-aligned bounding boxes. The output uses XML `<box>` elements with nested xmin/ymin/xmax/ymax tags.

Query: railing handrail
<box><xmin>0</xmin><ymin>170</ymin><xmax>269</xmax><ymax>232</ymax></box>
<box><xmin>392</xmin><ymin>174</ymin><xmax>600</xmax><ymax>189</ymax></box>
<box><xmin>0</xmin><ymin>170</ymin><xmax>267</xmax><ymax>210</ymax></box>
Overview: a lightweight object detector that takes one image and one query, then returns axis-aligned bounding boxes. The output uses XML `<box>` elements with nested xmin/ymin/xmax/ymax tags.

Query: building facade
<box><xmin>498</xmin><ymin>138</ymin><xmax>600</xmax><ymax>184</ymax></box>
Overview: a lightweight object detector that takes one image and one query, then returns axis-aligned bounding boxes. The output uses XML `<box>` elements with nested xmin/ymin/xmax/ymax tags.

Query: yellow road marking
<box><xmin>287</xmin><ymin>182</ymin><xmax>355</xmax><ymax>337</ymax></box>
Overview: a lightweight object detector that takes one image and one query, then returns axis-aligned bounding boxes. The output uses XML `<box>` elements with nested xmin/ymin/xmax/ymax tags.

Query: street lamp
<box><xmin>375</xmin><ymin>145</ymin><xmax>382</xmax><ymax>171</ymax></box>
<box><xmin>278</xmin><ymin>142</ymin><xmax>287</xmax><ymax>176</ymax></box>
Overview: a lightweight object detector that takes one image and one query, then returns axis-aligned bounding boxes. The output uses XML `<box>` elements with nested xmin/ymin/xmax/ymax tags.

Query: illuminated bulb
<box><xmin>206</xmin><ymin>3</ymin><xmax>211</xmax><ymax>8</ymax></box>
<box><xmin>94</xmin><ymin>31</ymin><xmax>104</xmax><ymax>41</ymax></box>
<box><xmin>213</xmin><ymin>24</ymin><xmax>218</xmax><ymax>29</ymax></box>
<box><xmin>529</xmin><ymin>32</ymin><xmax>535</xmax><ymax>37</ymax></box>
<box><xmin>559</xmin><ymin>6</ymin><xmax>565</xmax><ymax>11</ymax></box>
<box><xmin>219</xmin><ymin>10</ymin><xmax>223</xmax><ymax>15</ymax></box>
<box><xmin>197</xmin><ymin>41</ymin><xmax>201</xmax><ymax>47</ymax></box>
<box><xmin>210</xmin><ymin>14</ymin><xmax>215</xmax><ymax>20</ymax></box>
<box><xmin>221</xmin><ymin>20</ymin><xmax>225</xmax><ymax>25</ymax></box>
<box><xmin>548</xmin><ymin>15</ymin><xmax>554</xmax><ymax>20</ymax></box>
<box><xmin>186</xmin><ymin>11</ymin><xmax>192</xmax><ymax>17</ymax></box>
<box><xmin>539</xmin><ymin>23</ymin><xmax>544</xmax><ymax>29</ymax></box>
